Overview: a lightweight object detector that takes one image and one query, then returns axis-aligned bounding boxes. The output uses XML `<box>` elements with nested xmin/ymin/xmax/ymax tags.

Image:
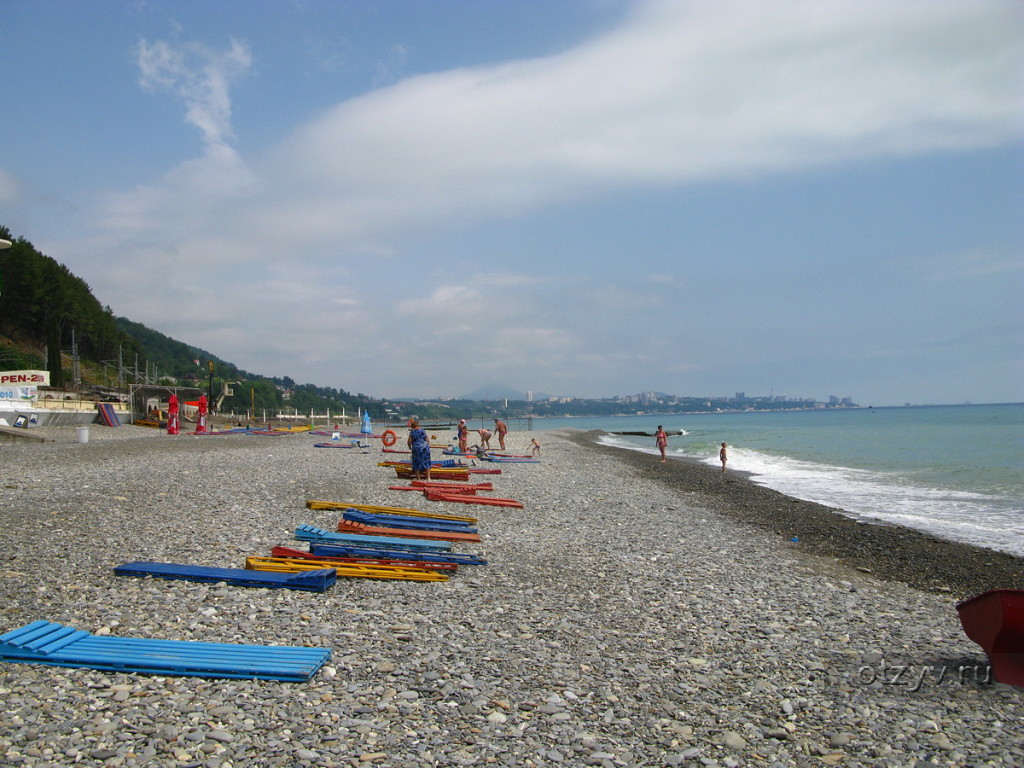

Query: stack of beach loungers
<box><xmin>1</xmin><ymin>428</ymin><xmax>539</xmax><ymax>683</ymax></box>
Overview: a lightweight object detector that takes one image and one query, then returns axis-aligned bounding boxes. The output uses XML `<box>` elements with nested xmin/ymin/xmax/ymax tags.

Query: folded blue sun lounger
<box><xmin>0</xmin><ymin>620</ymin><xmax>331</xmax><ymax>682</ymax></box>
<box><xmin>342</xmin><ymin>509</ymin><xmax>478</xmax><ymax>533</ymax></box>
<box><xmin>114</xmin><ymin>561</ymin><xmax>336</xmax><ymax>592</ymax></box>
<box><xmin>309</xmin><ymin>542</ymin><xmax>487</xmax><ymax>566</ymax></box>
<box><xmin>294</xmin><ymin>524</ymin><xmax>452</xmax><ymax>551</ymax></box>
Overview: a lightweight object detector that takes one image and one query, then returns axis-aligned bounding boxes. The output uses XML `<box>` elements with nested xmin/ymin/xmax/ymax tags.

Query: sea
<box><xmin>529</xmin><ymin>403</ymin><xmax>1024</xmax><ymax>558</ymax></box>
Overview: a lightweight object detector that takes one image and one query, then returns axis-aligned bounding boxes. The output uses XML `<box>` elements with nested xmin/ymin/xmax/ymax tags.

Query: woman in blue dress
<box><xmin>407</xmin><ymin>419</ymin><xmax>431</xmax><ymax>480</ymax></box>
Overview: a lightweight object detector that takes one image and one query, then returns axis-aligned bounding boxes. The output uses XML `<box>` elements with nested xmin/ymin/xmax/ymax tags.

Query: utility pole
<box><xmin>208</xmin><ymin>361</ymin><xmax>214</xmax><ymax>414</ymax></box>
<box><xmin>70</xmin><ymin>330</ymin><xmax>80</xmax><ymax>388</ymax></box>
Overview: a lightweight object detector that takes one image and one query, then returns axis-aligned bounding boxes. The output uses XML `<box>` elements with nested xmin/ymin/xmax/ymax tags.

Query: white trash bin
<box><xmin>76</xmin><ymin>426</ymin><xmax>90</xmax><ymax>444</ymax></box>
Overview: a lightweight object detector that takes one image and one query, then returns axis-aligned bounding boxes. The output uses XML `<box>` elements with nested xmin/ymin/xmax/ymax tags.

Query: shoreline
<box><xmin>567</xmin><ymin>429</ymin><xmax>1024</xmax><ymax>599</ymax></box>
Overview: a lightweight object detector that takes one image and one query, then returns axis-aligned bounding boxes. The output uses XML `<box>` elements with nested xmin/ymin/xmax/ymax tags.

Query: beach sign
<box><xmin>0</xmin><ymin>370</ymin><xmax>49</xmax><ymax>387</ymax></box>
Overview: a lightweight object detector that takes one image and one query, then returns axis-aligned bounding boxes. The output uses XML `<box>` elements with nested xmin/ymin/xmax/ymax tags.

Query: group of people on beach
<box><xmin>655</xmin><ymin>425</ymin><xmax>728</xmax><ymax>472</ymax></box>
<box><xmin>457</xmin><ymin>418</ymin><xmax>537</xmax><ymax>454</ymax></box>
<box><xmin>409</xmin><ymin>417</ymin><xmax>539</xmax><ymax>479</ymax></box>
<box><xmin>470</xmin><ymin>418</ymin><xmax>508</xmax><ymax>450</ymax></box>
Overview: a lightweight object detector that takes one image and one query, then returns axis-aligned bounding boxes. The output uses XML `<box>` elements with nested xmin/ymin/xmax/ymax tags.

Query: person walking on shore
<box><xmin>719</xmin><ymin>442</ymin><xmax>728</xmax><ymax>472</ymax></box>
<box><xmin>494</xmin><ymin>419</ymin><xmax>508</xmax><ymax>450</ymax></box>
<box><xmin>408</xmin><ymin>419</ymin><xmax>432</xmax><ymax>481</ymax></box>
<box><xmin>655</xmin><ymin>426</ymin><xmax>668</xmax><ymax>462</ymax></box>
<box><xmin>529</xmin><ymin>437</ymin><xmax>541</xmax><ymax>456</ymax></box>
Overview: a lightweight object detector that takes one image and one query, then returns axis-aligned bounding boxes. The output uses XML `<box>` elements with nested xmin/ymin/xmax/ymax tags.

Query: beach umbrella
<box><xmin>167</xmin><ymin>394</ymin><xmax>180</xmax><ymax>435</ymax></box>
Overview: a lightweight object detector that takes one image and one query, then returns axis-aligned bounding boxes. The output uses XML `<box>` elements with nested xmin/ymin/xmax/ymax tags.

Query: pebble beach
<box><xmin>1</xmin><ymin>424</ymin><xmax>1021</xmax><ymax>768</ymax></box>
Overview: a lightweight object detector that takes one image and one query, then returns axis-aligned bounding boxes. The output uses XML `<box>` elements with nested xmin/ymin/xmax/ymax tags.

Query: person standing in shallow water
<box><xmin>719</xmin><ymin>442</ymin><xmax>728</xmax><ymax>472</ymax></box>
<box><xmin>408</xmin><ymin>419</ymin><xmax>431</xmax><ymax>481</ymax></box>
<box><xmin>655</xmin><ymin>426</ymin><xmax>668</xmax><ymax>462</ymax></box>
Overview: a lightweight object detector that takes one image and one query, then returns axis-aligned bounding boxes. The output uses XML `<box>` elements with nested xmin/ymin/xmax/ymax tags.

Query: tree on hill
<box><xmin>0</xmin><ymin>226</ymin><xmax>140</xmax><ymax>386</ymax></box>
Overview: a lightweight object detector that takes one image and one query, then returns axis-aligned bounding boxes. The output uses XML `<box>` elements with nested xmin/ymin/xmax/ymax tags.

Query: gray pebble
<box><xmin>0</xmin><ymin>426</ymin><xmax>1018</xmax><ymax>767</ymax></box>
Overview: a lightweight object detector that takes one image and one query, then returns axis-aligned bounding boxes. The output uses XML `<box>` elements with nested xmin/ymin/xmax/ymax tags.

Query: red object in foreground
<box><xmin>424</xmin><ymin>490</ymin><xmax>524</xmax><ymax>508</ymax></box>
<box><xmin>956</xmin><ymin>588</ymin><xmax>1024</xmax><ymax>687</ymax></box>
<box><xmin>412</xmin><ymin>480</ymin><xmax>494</xmax><ymax>492</ymax></box>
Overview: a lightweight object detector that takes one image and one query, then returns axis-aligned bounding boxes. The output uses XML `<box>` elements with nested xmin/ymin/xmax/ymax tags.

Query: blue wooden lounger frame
<box><xmin>294</xmin><ymin>524</ymin><xmax>452</xmax><ymax>551</ymax></box>
<box><xmin>342</xmin><ymin>509</ymin><xmax>478</xmax><ymax>533</ymax></box>
<box><xmin>0</xmin><ymin>621</ymin><xmax>331</xmax><ymax>682</ymax></box>
<box><xmin>114</xmin><ymin>561</ymin><xmax>336</xmax><ymax>592</ymax></box>
<box><xmin>310</xmin><ymin>543</ymin><xmax>487</xmax><ymax>566</ymax></box>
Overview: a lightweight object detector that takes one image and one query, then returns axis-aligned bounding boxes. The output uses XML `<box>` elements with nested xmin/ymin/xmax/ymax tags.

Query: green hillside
<box><xmin>0</xmin><ymin>225</ymin><xmax>384</xmax><ymax>418</ymax></box>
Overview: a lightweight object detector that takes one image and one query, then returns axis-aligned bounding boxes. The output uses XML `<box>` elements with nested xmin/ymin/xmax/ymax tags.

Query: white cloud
<box><xmin>137</xmin><ymin>37</ymin><xmax>253</xmax><ymax>159</ymax></box>
<box><xmin>372</xmin><ymin>44</ymin><xmax>410</xmax><ymax>86</ymax></box>
<box><xmin>923</xmin><ymin>247</ymin><xmax>1024</xmax><ymax>281</ymax></box>
<box><xmin>259</xmin><ymin>0</ymin><xmax>1021</xmax><ymax>242</ymax></box>
<box><xmin>62</xmin><ymin>0</ymin><xmax>1024</xmax><ymax>400</ymax></box>
<box><xmin>113</xmin><ymin>0</ymin><xmax>1022</xmax><ymax>256</ymax></box>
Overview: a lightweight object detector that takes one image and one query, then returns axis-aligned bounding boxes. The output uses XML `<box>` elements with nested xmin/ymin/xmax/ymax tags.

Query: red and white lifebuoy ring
<box><xmin>381</xmin><ymin>429</ymin><xmax>397</xmax><ymax>447</ymax></box>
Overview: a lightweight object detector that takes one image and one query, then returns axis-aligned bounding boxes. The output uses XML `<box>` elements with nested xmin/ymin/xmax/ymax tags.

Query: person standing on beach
<box><xmin>719</xmin><ymin>442</ymin><xmax>728</xmax><ymax>472</ymax></box>
<box><xmin>655</xmin><ymin>426</ymin><xmax>668</xmax><ymax>462</ymax></box>
<box><xmin>407</xmin><ymin>419</ymin><xmax>431</xmax><ymax>481</ymax></box>
<box><xmin>529</xmin><ymin>438</ymin><xmax>541</xmax><ymax>456</ymax></box>
<box><xmin>457</xmin><ymin>419</ymin><xmax>469</xmax><ymax>453</ymax></box>
<box><xmin>494</xmin><ymin>419</ymin><xmax>508</xmax><ymax>450</ymax></box>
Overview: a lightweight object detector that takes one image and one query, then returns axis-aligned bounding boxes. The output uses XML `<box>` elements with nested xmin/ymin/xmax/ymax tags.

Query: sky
<box><xmin>2</xmin><ymin>0</ymin><xmax>1022</xmax><ymax>406</ymax></box>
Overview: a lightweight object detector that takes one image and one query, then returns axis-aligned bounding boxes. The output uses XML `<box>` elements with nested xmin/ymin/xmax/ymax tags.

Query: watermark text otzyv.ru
<box><xmin>856</xmin><ymin>659</ymin><xmax>991</xmax><ymax>692</ymax></box>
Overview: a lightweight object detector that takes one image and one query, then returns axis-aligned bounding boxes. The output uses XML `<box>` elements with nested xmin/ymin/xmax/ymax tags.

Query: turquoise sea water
<box><xmin>530</xmin><ymin>404</ymin><xmax>1024</xmax><ymax>558</ymax></box>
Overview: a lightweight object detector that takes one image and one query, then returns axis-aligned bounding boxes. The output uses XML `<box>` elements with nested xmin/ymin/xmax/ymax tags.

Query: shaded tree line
<box><xmin>0</xmin><ymin>224</ymin><xmax>387</xmax><ymax>418</ymax></box>
<box><xmin>0</xmin><ymin>226</ymin><xmax>140</xmax><ymax>387</ymax></box>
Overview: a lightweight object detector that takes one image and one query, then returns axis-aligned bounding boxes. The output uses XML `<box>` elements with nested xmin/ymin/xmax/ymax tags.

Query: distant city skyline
<box><xmin>2</xmin><ymin>0</ymin><xmax>1021</xmax><ymax>407</ymax></box>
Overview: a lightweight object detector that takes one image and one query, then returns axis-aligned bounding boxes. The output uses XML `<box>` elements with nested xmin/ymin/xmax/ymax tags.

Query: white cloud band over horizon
<box><xmin>3</xmin><ymin>0</ymin><xmax>1022</xmax><ymax>404</ymax></box>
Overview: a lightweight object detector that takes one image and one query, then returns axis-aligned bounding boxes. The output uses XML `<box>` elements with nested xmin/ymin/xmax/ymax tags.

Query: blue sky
<box><xmin>2</xmin><ymin>0</ymin><xmax>1021</xmax><ymax>406</ymax></box>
